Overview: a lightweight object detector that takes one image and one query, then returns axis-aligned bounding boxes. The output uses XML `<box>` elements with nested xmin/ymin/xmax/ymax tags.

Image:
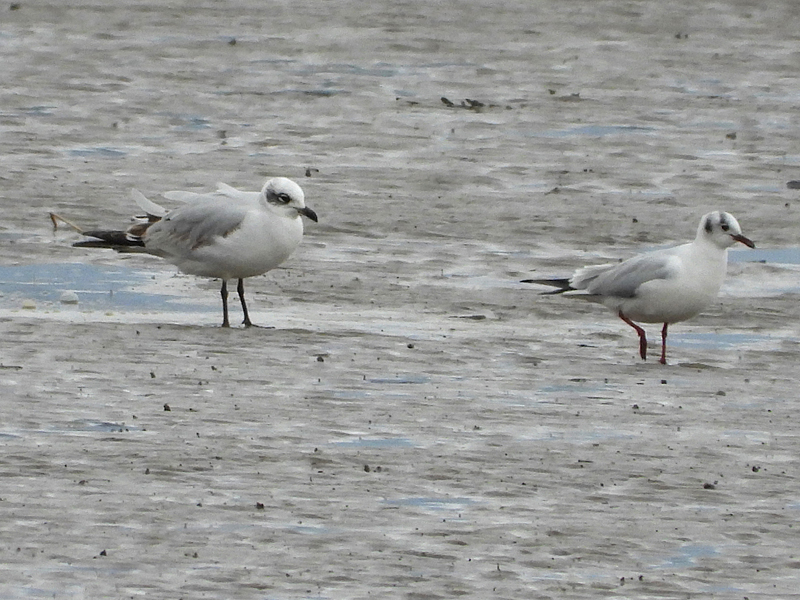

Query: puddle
<box><xmin>155</xmin><ymin>112</ymin><xmax>212</xmax><ymax>131</ymax></box>
<box><xmin>0</xmin><ymin>105</ymin><xmax>58</xmax><ymax>118</ymax></box>
<box><xmin>655</xmin><ymin>544</ymin><xmax>719</xmax><ymax>569</ymax></box>
<box><xmin>0</xmin><ymin>263</ymin><xmax>206</xmax><ymax>312</ymax></box>
<box><xmin>59</xmin><ymin>420</ymin><xmax>140</xmax><ymax>434</ymax></box>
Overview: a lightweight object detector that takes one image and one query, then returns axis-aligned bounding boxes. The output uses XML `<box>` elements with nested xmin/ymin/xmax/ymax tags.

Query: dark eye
<box><xmin>721</xmin><ymin>223</ymin><xmax>730</xmax><ymax>231</ymax></box>
<box><xmin>278</xmin><ymin>193</ymin><xmax>291</xmax><ymax>204</ymax></box>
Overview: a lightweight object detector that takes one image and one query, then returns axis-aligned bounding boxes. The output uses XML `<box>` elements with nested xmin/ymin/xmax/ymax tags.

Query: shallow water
<box><xmin>2</xmin><ymin>1</ymin><xmax>800</xmax><ymax>599</ymax></box>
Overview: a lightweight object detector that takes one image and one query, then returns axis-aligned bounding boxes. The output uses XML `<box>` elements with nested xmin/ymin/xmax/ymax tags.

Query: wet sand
<box><xmin>2</xmin><ymin>1</ymin><xmax>800</xmax><ymax>598</ymax></box>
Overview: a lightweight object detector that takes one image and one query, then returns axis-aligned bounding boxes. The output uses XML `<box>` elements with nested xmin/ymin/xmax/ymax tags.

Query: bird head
<box><xmin>263</xmin><ymin>177</ymin><xmax>318</xmax><ymax>222</ymax></box>
<box><xmin>698</xmin><ymin>211</ymin><xmax>754</xmax><ymax>249</ymax></box>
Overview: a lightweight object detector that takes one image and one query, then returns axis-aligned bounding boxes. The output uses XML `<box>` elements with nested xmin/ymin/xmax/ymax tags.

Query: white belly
<box><xmin>167</xmin><ymin>212</ymin><xmax>304</xmax><ymax>280</ymax></box>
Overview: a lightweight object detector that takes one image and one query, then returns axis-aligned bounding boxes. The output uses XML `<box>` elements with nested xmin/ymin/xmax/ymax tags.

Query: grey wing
<box><xmin>162</xmin><ymin>190</ymin><xmax>202</xmax><ymax>203</ymax></box>
<box><xmin>163</xmin><ymin>189</ymin><xmax>231</xmax><ymax>203</ymax></box>
<box><xmin>577</xmin><ymin>251</ymin><xmax>680</xmax><ymax>298</ymax></box>
<box><xmin>131</xmin><ymin>189</ymin><xmax>168</xmax><ymax>218</ymax></box>
<box><xmin>144</xmin><ymin>199</ymin><xmax>250</xmax><ymax>253</ymax></box>
<box><xmin>215</xmin><ymin>182</ymin><xmax>260</xmax><ymax>202</ymax></box>
<box><xmin>164</xmin><ymin>185</ymin><xmax>259</xmax><ymax>204</ymax></box>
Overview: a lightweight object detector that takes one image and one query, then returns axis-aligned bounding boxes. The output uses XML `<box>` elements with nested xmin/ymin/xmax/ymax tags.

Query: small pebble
<box><xmin>60</xmin><ymin>291</ymin><xmax>79</xmax><ymax>304</ymax></box>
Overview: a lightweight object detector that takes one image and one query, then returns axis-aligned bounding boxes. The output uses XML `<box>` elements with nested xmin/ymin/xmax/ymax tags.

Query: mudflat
<box><xmin>1</xmin><ymin>1</ymin><xmax>799</xmax><ymax>598</ymax></box>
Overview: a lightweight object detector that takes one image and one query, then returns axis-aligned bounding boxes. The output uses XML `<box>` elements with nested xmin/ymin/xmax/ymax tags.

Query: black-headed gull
<box><xmin>523</xmin><ymin>211</ymin><xmax>754</xmax><ymax>364</ymax></box>
<box><xmin>74</xmin><ymin>177</ymin><xmax>318</xmax><ymax>327</ymax></box>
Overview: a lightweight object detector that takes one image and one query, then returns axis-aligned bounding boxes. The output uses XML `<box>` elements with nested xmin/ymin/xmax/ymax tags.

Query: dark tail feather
<box><xmin>520</xmin><ymin>277</ymin><xmax>574</xmax><ymax>295</ymax></box>
<box><xmin>74</xmin><ymin>230</ymin><xmax>145</xmax><ymax>251</ymax></box>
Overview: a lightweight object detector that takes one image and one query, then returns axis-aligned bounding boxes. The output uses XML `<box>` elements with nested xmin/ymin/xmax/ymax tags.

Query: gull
<box><xmin>74</xmin><ymin>177</ymin><xmax>318</xmax><ymax>327</ymax></box>
<box><xmin>523</xmin><ymin>211</ymin><xmax>754</xmax><ymax>364</ymax></box>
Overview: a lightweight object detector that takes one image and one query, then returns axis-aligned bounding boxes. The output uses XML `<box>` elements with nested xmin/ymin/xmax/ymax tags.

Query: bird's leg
<box><xmin>220</xmin><ymin>280</ymin><xmax>230</xmax><ymax>327</ymax></box>
<box><xmin>618</xmin><ymin>312</ymin><xmax>647</xmax><ymax>361</ymax></box>
<box><xmin>237</xmin><ymin>278</ymin><xmax>252</xmax><ymax>327</ymax></box>
<box><xmin>660</xmin><ymin>323</ymin><xmax>669</xmax><ymax>365</ymax></box>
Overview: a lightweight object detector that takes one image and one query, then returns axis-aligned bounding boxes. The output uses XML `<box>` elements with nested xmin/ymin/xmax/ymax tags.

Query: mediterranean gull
<box><xmin>74</xmin><ymin>177</ymin><xmax>318</xmax><ymax>327</ymax></box>
<box><xmin>523</xmin><ymin>211</ymin><xmax>754</xmax><ymax>364</ymax></box>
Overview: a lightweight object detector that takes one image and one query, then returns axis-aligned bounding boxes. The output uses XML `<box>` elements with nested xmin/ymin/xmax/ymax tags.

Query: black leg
<box><xmin>238</xmin><ymin>278</ymin><xmax>252</xmax><ymax>327</ymax></box>
<box><xmin>220</xmin><ymin>280</ymin><xmax>230</xmax><ymax>327</ymax></box>
<box><xmin>660</xmin><ymin>323</ymin><xmax>669</xmax><ymax>365</ymax></box>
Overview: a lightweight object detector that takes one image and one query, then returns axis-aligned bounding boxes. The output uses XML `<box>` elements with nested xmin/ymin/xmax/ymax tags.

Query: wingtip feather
<box><xmin>131</xmin><ymin>189</ymin><xmax>168</xmax><ymax>218</ymax></box>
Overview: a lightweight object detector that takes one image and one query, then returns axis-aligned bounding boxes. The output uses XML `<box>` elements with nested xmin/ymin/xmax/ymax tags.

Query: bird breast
<box><xmin>162</xmin><ymin>210</ymin><xmax>305</xmax><ymax>280</ymax></box>
<box><xmin>614</xmin><ymin>246</ymin><xmax>729</xmax><ymax>323</ymax></box>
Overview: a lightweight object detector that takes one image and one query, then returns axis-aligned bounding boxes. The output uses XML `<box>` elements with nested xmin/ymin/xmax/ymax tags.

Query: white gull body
<box><xmin>525</xmin><ymin>211</ymin><xmax>754</xmax><ymax>363</ymax></box>
<box><xmin>75</xmin><ymin>177</ymin><xmax>318</xmax><ymax>327</ymax></box>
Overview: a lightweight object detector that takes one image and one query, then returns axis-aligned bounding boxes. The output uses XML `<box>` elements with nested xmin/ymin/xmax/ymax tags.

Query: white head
<box><xmin>696</xmin><ymin>211</ymin><xmax>754</xmax><ymax>249</ymax></box>
<box><xmin>262</xmin><ymin>177</ymin><xmax>318</xmax><ymax>222</ymax></box>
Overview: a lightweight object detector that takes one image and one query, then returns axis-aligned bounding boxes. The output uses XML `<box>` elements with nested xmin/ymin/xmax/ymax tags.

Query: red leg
<box><xmin>660</xmin><ymin>323</ymin><xmax>669</xmax><ymax>365</ymax></box>
<box><xmin>618</xmin><ymin>312</ymin><xmax>647</xmax><ymax>360</ymax></box>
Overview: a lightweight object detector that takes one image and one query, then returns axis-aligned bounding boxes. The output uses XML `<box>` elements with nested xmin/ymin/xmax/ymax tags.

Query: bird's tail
<box><xmin>59</xmin><ymin>189</ymin><xmax>164</xmax><ymax>253</ymax></box>
<box><xmin>74</xmin><ymin>229</ymin><xmax>147</xmax><ymax>252</ymax></box>
<box><xmin>520</xmin><ymin>277</ymin><xmax>575</xmax><ymax>295</ymax></box>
